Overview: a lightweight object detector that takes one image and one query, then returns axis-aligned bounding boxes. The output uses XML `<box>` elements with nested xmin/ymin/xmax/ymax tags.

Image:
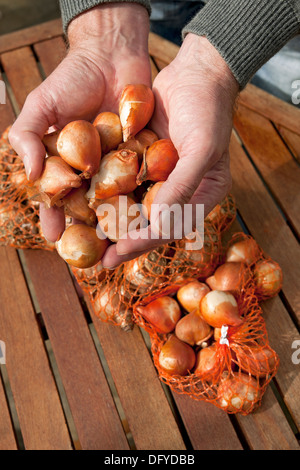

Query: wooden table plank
<box><xmin>0</xmin><ymin>247</ymin><xmax>72</xmax><ymax>449</ymax></box>
<box><xmin>148</xmin><ymin>33</ymin><xmax>179</xmax><ymax>67</ymax></box>
<box><xmin>23</xmin><ymin>249</ymin><xmax>129</xmax><ymax>450</ymax></box>
<box><xmin>1</xmin><ymin>47</ymin><xmax>42</xmax><ymax>113</ymax></box>
<box><xmin>0</xmin><ymin>371</ymin><xmax>18</xmax><ymax>450</ymax></box>
<box><xmin>34</xmin><ymin>37</ymin><xmax>67</xmax><ymax>77</ymax></box>
<box><xmin>237</xmin><ymin>387</ymin><xmax>299</xmax><ymax>450</ymax></box>
<box><xmin>89</xmin><ymin>314</ymin><xmax>186</xmax><ymax>450</ymax></box>
<box><xmin>238</xmin><ymin>83</ymin><xmax>300</xmax><ymax>135</ymax></box>
<box><xmin>0</xmin><ymin>19</ymin><xmax>63</xmax><ymax>55</ymax></box>
<box><xmin>233</xmin><ymin>104</ymin><xmax>300</xmax><ymax>238</ymax></box>
<box><xmin>173</xmin><ymin>395</ymin><xmax>243</xmax><ymax>450</ymax></box>
<box><xmin>229</xmin><ymin>133</ymin><xmax>300</xmax><ymax>323</ymax></box>
<box><xmin>277</xmin><ymin>125</ymin><xmax>300</xmax><ymax>164</ymax></box>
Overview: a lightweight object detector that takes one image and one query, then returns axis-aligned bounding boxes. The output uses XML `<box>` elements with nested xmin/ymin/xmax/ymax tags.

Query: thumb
<box><xmin>8</xmin><ymin>88</ymin><xmax>53</xmax><ymax>181</ymax></box>
<box><xmin>150</xmin><ymin>155</ymin><xmax>208</xmax><ymax>238</ymax></box>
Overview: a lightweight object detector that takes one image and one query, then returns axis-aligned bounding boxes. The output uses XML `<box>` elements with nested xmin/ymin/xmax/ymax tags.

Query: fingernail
<box><xmin>23</xmin><ymin>155</ymin><xmax>32</xmax><ymax>180</ymax></box>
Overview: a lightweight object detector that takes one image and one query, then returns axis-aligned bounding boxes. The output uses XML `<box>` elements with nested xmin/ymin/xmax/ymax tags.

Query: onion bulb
<box><xmin>86</xmin><ymin>149</ymin><xmax>139</xmax><ymax>200</ymax></box>
<box><xmin>217</xmin><ymin>372</ymin><xmax>260</xmax><ymax>413</ymax></box>
<box><xmin>141</xmin><ymin>181</ymin><xmax>164</xmax><ymax>220</ymax></box>
<box><xmin>206</xmin><ymin>262</ymin><xmax>250</xmax><ymax>295</ymax></box>
<box><xmin>57</xmin><ymin>120</ymin><xmax>101</xmax><ymax>178</ymax></box>
<box><xmin>194</xmin><ymin>343</ymin><xmax>219</xmax><ymax>380</ymax></box>
<box><xmin>226</xmin><ymin>237</ymin><xmax>260</xmax><ymax>265</ymax></box>
<box><xmin>235</xmin><ymin>343</ymin><xmax>278</xmax><ymax>377</ymax></box>
<box><xmin>56</xmin><ymin>223</ymin><xmax>109</xmax><ymax>268</ymax></box>
<box><xmin>177</xmin><ymin>280</ymin><xmax>210</xmax><ymax>312</ymax></box>
<box><xmin>200</xmin><ymin>290</ymin><xmax>243</xmax><ymax>328</ymax></box>
<box><xmin>93</xmin><ymin>112</ymin><xmax>123</xmax><ymax>154</ymax></box>
<box><xmin>136</xmin><ymin>139</ymin><xmax>179</xmax><ymax>185</ymax></box>
<box><xmin>158</xmin><ymin>335</ymin><xmax>196</xmax><ymax>376</ymax></box>
<box><xmin>27</xmin><ymin>156</ymin><xmax>82</xmax><ymax>207</ymax></box>
<box><xmin>118</xmin><ymin>129</ymin><xmax>158</xmax><ymax>160</ymax></box>
<box><xmin>136</xmin><ymin>296</ymin><xmax>181</xmax><ymax>334</ymax></box>
<box><xmin>253</xmin><ymin>259</ymin><xmax>282</xmax><ymax>299</ymax></box>
<box><xmin>42</xmin><ymin>130</ymin><xmax>60</xmax><ymax>156</ymax></box>
<box><xmin>175</xmin><ymin>311</ymin><xmax>212</xmax><ymax>346</ymax></box>
<box><xmin>96</xmin><ymin>194</ymin><xmax>146</xmax><ymax>242</ymax></box>
<box><xmin>119</xmin><ymin>84</ymin><xmax>155</xmax><ymax>141</ymax></box>
<box><xmin>60</xmin><ymin>180</ymin><xmax>96</xmax><ymax>226</ymax></box>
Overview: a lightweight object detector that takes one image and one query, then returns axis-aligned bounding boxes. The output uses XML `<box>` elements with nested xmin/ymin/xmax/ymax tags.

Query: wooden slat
<box><xmin>238</xmin><ymin>387</ymin><xmax>299</xmax><ymax>450</ymax></box>
<box><xmin>277</xmin><ymin>125</ymin><xmax>300</xmax><ymax>164</ymax></box>
<box><xmin>233</xmin><ymin>104</ymin><xmax>300</xmax><ymax>238</ymax></box>
<box><xmin>23</xmin><ymin>249</ymin><xmax>129</xmax><ymax>450</ymax></box>
<box><xmin>0</xmin><ymin>19</ymin><xmax>63</xmax><ymax>55</ymax></box>
<box><xmin>0</xmin><ymin>247</ymin><xmax>72</xmax><ymax>449</ymax></box>
<box><xmin>149</xmin><ymin>32</ymin><xmax>179</xmax><ymax>66</ymax></box>
<box><xmin>89</xmin><ymin>312</ymin><xmax>186</xmax><ymax>450</ymax></box>
<box><xmin>238</xmin><ymin>83</ymin><xmax>300</xmax><ymax>135</ymax></box>
<box><xmin>1</xmin><ymin>47</ymin><xmax>42</xmax><ymax>112</ymax></box>
<box><xmin>34</xmin><ymin>37</ymin><xmax>67</xmax><ymax>77</ymax></box>
<box><xmin>173</xmin><ymin>395</ymin><xmax>243</xmax><ymax>450</ymax></box>
<box><xmin>0</xmin><ymin>372</ymin><xmax>18</xmax><ymax>450</ymax></box>
<box><xmin>229</xmin><ymin>133</ymin><xmax>300</xmax><ymax>323</ymax></box>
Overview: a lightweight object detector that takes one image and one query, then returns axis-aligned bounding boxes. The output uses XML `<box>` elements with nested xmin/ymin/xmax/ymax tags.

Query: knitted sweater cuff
<box><xmin>59</xmin><ymin>0</ymin><xmax>151</xmax><ymax>34</ymax></box>
<box><xmin>182</xmin><ymin>0</ymin><xmax>300</xmax><ymax>89</ymax></box>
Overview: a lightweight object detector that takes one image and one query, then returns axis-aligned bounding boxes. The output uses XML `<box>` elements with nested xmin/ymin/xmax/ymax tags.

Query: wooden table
<box><xmin>0</xmin><ymin>19</ymin><xmax>299</xmax><ymax>451</ymax></box>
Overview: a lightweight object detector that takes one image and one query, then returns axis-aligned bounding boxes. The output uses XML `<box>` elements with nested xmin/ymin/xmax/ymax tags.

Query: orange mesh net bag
<box><xmin>0</xmin><ymin>126</ymin><xmax>54</xmax><ymax>251</ymax></box>
<box><xmin>136</xmin><ymin>268</ymin><xmax>279</xmax><ymax>415</ymax></box>
<box><xmin>72</xmin><ymin>220</ymin><xmax>225</xmax><ymax>331</ymax></box>
<box><xmin>223</xmin><ymin>231</ymin><xmax>283</xmax><ymax>301</ymax></box>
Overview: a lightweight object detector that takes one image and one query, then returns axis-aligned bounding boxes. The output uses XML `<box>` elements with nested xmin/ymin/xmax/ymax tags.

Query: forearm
<box><xmin>59</xmin><ymin>0</ymin><xmax>151</xmax><ymax>35</ymax></box>
<box><xmin>183</xmin><ymin>0</ymin><xmax>300</xmax><ymax>89</ymax></box>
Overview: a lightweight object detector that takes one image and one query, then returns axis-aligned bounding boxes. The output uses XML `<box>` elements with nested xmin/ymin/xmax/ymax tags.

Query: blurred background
<box><xmin>0</xmin><ymin>0</ymin><xmax>60</xmax><ymax>35</ymax></box>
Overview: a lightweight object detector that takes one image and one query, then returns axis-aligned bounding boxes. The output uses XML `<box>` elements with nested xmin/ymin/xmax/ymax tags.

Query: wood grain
<box><xmin>0</xmin><ymin>247</ymin><xmax>72</xmax><ymax>449</ymax></box>
<box><xmin>233</xmin><ymin>104</ymin><xmax>300</xmax><ymax>238</ymax></box>
<box><xmin>277</xmin><ymin>125</ymin><xmax>300</xmax><ymax>164</ymax></box>
<box><xmin>23</xmin><ymin>249</ymin><xmax>129</xmax><ymax>450</ymax></box>
<box><xmin>238</xmin><ymin>83</ymin><xmax>300</xmax><ymax>135</ymax></box>
<box><xmin>0</xmin><ymin>19</ymin><xmax>63</xmax><ymax>55</ymax></box>
<box><xmin>34</xmin><ymin>37</ymin><xmax>67</xmax><ymax>77</ymax></box>
<box><xmin>0</xmin><ymin>372</ymin><xmax>18</xmax><ymax>450</ymax></box>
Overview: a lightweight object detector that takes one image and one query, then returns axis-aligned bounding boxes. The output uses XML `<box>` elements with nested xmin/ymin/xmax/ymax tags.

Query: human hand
<box><xmin>8</xmin><ymin>3</ymin><xmax>151</xmax><ymax>242</ymax></box>
<box><xmin>102</xmin><ymin>33</ymin><xmax>239</xmax><ymax>269</ymax></box>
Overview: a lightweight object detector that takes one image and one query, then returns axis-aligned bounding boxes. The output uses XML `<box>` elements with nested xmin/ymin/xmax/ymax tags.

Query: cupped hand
<box><xmin>8</xmin><ymin>4</ymin><xmax>151</xmax><ymax>242</ymax></box>
<box><xmin>102</xmin><ymin>34</ymin><xmax>239</xmax><ymax>269</ymax></box>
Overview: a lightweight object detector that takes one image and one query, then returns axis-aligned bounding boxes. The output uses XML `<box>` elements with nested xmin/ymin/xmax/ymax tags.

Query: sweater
<box><xmin>59</xmin><ymin>0</ymin><xmax>300</xmax><ymax>89</ymax></box>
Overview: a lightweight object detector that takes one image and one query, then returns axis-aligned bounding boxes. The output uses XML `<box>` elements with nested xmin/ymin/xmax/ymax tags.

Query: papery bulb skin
<box><xmin>158</xmin><ymin>335</ymin><xmax>196</xmax><ymax>376</ymax></box>
<box><xmin>200</xmin><ymin>290</ymin><xmax>243</xmax><ymax>328</ymax></box>
<box><xmin>118</xmin><ymin>129</ymin><xmax>158</xmax><ymax>160</ymax></box>
<box><xmin>136</xmin><ymin>296</ymin><xmax>181</xmax><ymax>334</ymax></box>
<box><xmin>93</xmin><ymin>112</ymin><xmax>123</xmax><ymax>154</ymax></box>
<box><xmin>86</xmin><ymin>149</ymin><xmax>139</xmax><ymax>200</ymax></box>
<box><xmin>27</xmin><ymin>156</ymin><xmax>82</xmax><ymax>207</ymax></box>
<box><xmin>119</xmin><ymin>84</ymin><xmax>155</xmax><ymax>142</ymax></box>
<box><xmin>56</xmin><ymin>224</ymin><xmax>109</xmax><ymax>269</ymax></box>
<box><xmin>57</xmin><ymin>120</ymin><xmax>102</xmax><ymax>178</ymax></box>
<box><xmin>136</xmin><ymin>139</ymin><xmax>179</xmax><ymax>185</ymax></box>
<box><xmin>43</xmin><ymin>130</ymin><xmax>60</xmax><ymax>156</ymax></box>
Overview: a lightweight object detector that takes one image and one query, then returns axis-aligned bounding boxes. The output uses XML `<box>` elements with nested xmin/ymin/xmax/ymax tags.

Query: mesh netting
<box><xmin>0</xmin><ymin>126</ymin><xmax>54</xmax><ymax>251</ymax></box>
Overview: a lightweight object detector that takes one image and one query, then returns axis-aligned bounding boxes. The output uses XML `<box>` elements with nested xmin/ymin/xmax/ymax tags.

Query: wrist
<box><xmin>178</xmin><ymin>34</ymin><xmax>239</xmax><ymax>103</ymax></box>
<box><xmin>68</xmin><ymin>3</ymin><xmax>149</xmax><ymax>57</ymax></box>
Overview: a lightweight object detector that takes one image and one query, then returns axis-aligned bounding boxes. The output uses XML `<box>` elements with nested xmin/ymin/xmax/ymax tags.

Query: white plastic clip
<box><xmin>219</xmin><ymin>325</ymin><xmax>229</xmax><ymax>347</ymax></box>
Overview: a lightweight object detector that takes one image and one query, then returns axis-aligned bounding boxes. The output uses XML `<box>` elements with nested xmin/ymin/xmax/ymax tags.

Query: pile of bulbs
<box><xmin>134</xmin><ymin>235</ymin><xmax>282</xmax><ymax>414</ymax></box>
<box><xmin>27</xmin><ymin>84</ymin><xmax>180</xmax><ymax>268</ymax></box>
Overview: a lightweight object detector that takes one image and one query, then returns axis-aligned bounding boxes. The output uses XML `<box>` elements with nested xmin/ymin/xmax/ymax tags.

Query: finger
<box><xmin>8</xmin><ymin>89</ymin><xmax>54</xmax><ymax>181</ymax></box>
<box><xmin>101</xmin><ymin>243</ymin><xmax>150</xmax><ymax>270</ymax></box>
<box><xmin>39</xmin><ymin>204</ymin><xmax>66</xmax><ymax>243</ymax></box>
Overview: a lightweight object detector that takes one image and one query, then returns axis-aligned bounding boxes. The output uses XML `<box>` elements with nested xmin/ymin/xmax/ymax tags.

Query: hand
<box><xmin>8</xmin><ymin>3</ymin><xmax>151</xmax><ymax>242</ymax></box>
<box><xmin>102</xmin><ymin>34</ymin><xmax>239</xmax><ymax>269</ymax></box>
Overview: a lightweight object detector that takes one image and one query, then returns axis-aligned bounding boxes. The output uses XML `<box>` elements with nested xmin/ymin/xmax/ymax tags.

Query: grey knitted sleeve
<box><xmin>182</xmin><ymin>0</ymin><xmax>300</xmax><ymax>89</ymax></box>
<box><xmin>59</xmin><ymin>0</ymin><xmax>151</xmax><ymax>33</ymax></box>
